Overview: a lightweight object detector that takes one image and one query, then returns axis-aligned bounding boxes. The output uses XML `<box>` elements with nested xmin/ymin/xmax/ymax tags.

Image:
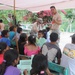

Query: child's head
<box><xmin>28</xmin><ymin>35</ymin><xmax>36</xmax><ymax>45</ymax></box>
<box><xmin>4</xmin><ymin>49</ymin><xmax>19</xmax><ymax>66</ymax></box>
<box><xmin>0</xmin><ymin>42</ymin><xmax>9</xmax><ymax>54</ymax></box>
<box><xmin>19</xmin><ymin>33</ymin><xmax>27</xmax><ymax>42</ymax></box>
<box><xmin>46</xmin><ymin>27</ymin><xmax>50</xmax><ymax>32</ymax></box>
<box><xmin>17</xmin><ymin>27</ymin><xmax>22</xmax><ymax>34</ymax></box>
<box><xmin>31</xmin><ymin>54</ymin><xmax>48</xmax><ymax>75</ymax></box>
<box><xmin>0</xmin><ymin>19</ymin><xmax>3</xmax><ymax>23</ymax></box>
<box><xmin>38</xmin><ymin>30</ymin><xmax>44</xmax><ymax>39</ymax></box>
<box><xmin>71</xmin><ymin>34</ymin><xmax>75</xmax><ymax>44</ymax></box>
<box><xmin>0</xmin><ymin>49</ymin><xmax>19</xmax><ymax>75</ymax></box>
<box><xmin>1</xmin><ymin>30</ymin><xmax>9</xmax><ymax>38</ymax></box>
<box><xmin>50</xmin><ymin>32</ymin><xmax>58</xmax><ymax>42</ymax></box>
<box><xmin>9</xmin><ymin>26</ymin><xmax>17</xmax><ymax>32</ymax></box>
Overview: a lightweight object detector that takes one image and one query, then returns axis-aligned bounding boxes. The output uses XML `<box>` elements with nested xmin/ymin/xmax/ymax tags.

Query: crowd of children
<box><xmin>0</xmin><ymin>5</ymin><xmax>75</xmax><ymax>75</ymax></box>
<box><xmin>0</xmin><ymin>16</ymin><xmax>74</xmax><ymax>75</ymax></box>
<box><xmin>0</xmin><ymin>24</ymin><xmax>54</xmax><ymax>75</ymax></box>
<box><xmin>0</xmin><ymin>19</ymin><xmax>75</xmax><ymax>75</ymax></box>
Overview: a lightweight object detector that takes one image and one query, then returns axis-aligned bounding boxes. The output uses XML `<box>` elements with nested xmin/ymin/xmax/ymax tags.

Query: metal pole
<box><xmin>14</xmin><ymin>0</ymin><xmax>16</xmax><ymax>16</ymax></box>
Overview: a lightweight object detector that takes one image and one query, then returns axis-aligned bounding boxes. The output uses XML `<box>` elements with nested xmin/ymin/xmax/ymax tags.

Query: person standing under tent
<box><xmin>50</xmin><ymin>6</ymin><xmax>62</xmax><ymax>44</ymax></box>
<box><xmin>31</xmin><ymin>18</ymin><xmax>43</xmax><ymax>36</ymax></box>
<box><xmin>7</xmin><ymin>14</ymin><xmax>13</xmax><ymax>23</ymax></box>
<box><xmin>7</xmin><ymin>14</ymin><xmax>13</xmax><ymax>27</ymax></box>
<box><xmin>0</xmin><ymin>19</ymin><xmax>5</xmax><ymax>35</ymax></box>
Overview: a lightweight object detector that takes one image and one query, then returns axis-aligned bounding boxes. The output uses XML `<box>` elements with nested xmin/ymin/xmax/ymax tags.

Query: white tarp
<box><xmin>0</xmin><ymin>0</ymin><xmax>75</xmax><ymax>12</ymax></box>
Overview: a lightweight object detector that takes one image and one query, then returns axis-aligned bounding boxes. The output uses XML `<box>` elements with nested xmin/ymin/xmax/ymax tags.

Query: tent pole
<box><xmin>14</xmin><ymin>0</ymin><xmax>16</xmax><ymax>16</ymax></box>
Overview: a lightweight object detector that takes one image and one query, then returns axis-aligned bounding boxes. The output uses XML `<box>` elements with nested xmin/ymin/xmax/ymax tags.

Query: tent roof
<box><xmin>0</xmin><ymin>0</ymin><xmax>75</xmax><ymax>12</ymax></box>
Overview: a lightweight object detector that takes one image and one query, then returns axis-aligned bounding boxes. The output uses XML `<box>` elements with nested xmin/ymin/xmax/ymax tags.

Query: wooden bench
<box><xmin>48</xmin><ymin>62</ymin><xmax>68</xmax><ymax>75</ymax></box>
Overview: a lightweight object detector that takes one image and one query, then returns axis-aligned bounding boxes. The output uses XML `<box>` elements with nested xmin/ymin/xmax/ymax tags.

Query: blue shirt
<box><xmin>0</xmin><ymin>37</ymin><xmax>11</xmax><ymax>46</ymax></box>
<box><xmin>9</xmin><ymin>31</ymin><xmax>16</xmax><ymax>40</ymax></box>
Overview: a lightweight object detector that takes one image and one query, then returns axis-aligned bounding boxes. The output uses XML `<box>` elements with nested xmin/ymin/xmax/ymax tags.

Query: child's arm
<box><xmin>23</xmin><ymin>69</ymin><xmax>28</xmax><ymax>75</ymax></box>
<box><xmin>46</xmin><ymin>68</ymin><xmax>53</xmax><ymax>75</ymax></box>
<box><xmin>15</xmin><ymin>39</ymin><xmax>19</xmax><ymax>53</ymax></box>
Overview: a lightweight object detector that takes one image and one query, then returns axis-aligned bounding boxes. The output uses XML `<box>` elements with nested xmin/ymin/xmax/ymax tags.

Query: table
<box><xmin>19</xmin><ymin>24</ymin><xmax>32</xmax><ymax>34</ymax></box>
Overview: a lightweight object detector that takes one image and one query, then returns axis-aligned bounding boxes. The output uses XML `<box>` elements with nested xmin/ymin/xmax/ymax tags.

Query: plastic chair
<box><xmin>17</xmin><ymin>55</ymin><xmax>34</xmax><ymax>75</ymax></box>
<box><xmin>48</xmin><ymin>62</ymin><xmax>68</xmax><ymax>75</ymax></box>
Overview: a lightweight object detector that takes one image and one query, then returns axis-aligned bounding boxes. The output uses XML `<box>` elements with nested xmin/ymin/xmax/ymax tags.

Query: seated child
<box><xmin>30</xmin><ymin>54</ymin><xmax>52</xmax><ymax>75</ymax></box>
<box><xmin>9</xmin><ymin>26</ymin><xmax>17</xmax><ymax>46</ymax></box>
<box><xmin>63</xmin><ymin>34</ymin><xmax>75</xmax><ymax>58</ymax></box>
<box><xmin>13</xmin><ymin>27</ymin><xmax>22</xmax><ymax>50</ymax></box>
<box><xmin>0</xmin><ymin>30</ymin><xmax>11</xmax><ymax>47</ymax></box>
<box><xmin>24</xmin><ymin>35</ymin><xmax>40</xmax><ymax>56</ymax></box>
<box><xmin>0</xmin><ymin>42</ymin><xmax>9</xmax><ymax>65</ymax></box>
<box><xmin>63</xmin><ymin>44</ymin><xmax>75</xmax><ymax>58</ymax></box>
<box><xmin>2</xmin><ymin>49</ymin><xmax>27</xmax><ymax>75</ymax></box>
<box><xmin>9</xmin><ymin>26</ymin><xmax>17</xmax><ymax>40</ymax></box>
<box><xmin>36</xmin><ymin>30</ymin><xmax>46</xmax><ymax>47</ymax></box>
<box><xmin>13</xmin><ymin>27</ymin><xmax>22</xmax><ymax>41</ymax></box>
<box><xmin>18</xmin><ymin>33</ymin><xmax>27</xmax><ymax>55</ymax></box>
<box><xmin>0</xmin><ymin>49</ymin><xmax>22</xmax><ymax>75</ymax></box>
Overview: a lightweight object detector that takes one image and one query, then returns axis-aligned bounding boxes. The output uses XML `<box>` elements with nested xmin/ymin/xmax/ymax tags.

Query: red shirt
<box><xmin>0</xmin><ymin>36</ymin><xmax>2</xmax><ymax>38</ymax></box>
<box><xmin>0</xmin><ymin>54</ymin><xmax>4</xmax><ymax>64</ymax></box>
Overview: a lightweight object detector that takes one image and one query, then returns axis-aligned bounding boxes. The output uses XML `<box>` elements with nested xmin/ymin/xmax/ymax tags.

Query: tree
<box><xmin>60</xmin><ymin>9</ymin><xmax>75</xmax><ymax>32</ymax></box>
<box><xmin>65</xmin><ymin>9</ymin><xmax>75</xmax><ymax>32</ymax></box>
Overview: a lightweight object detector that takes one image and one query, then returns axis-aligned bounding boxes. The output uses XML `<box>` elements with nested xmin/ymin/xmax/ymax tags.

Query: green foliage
<box><xmin>43</xmin><ymin>16</ymin><xmax>52</xmax><ymax>23</ymax></box>
<box><xmin>0</xmin><ymin>9</ymin><xmax>75</xmax><ymax>32</ymax></box>
<box><xmin>28</xmin><ymin>13</ymin><xmax>38</xmax><ymax>23</ymax></box>
<box><xmin>0</xmin><ymin>10</ymin><xmax>29</xmax><ymax>24</ymax></box>
<box><xmin>65</xmin><ymin>9</ymin><xmax>75</xmax><ymax>19</ymax></box>
<box><xmin>60</xmin><ymin>9</ymin><xmax>75</xmax><ymax>32</ymax></box>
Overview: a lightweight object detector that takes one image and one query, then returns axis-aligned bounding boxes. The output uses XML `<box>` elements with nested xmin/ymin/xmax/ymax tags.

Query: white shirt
<box><xmin>46</xmin><ymin>31</ymin><xmax>51</xmax><ymax>42</ymax></box>
<box><xmin>0</xmin><ymin>23</ymin><xmax>5</xmax><ymax>31</ymax></box>
<box><xmin>64</xmin><ymin>43</ymin><xmax>75</xmax><ymax>50</ymax></box>
<box><xmin>32</xmin><ymin>22</ymin><xmax>43</xmax><ymax>32</ymax></box>
<box><xmin>7</xmin><ymin>17</ymin><xmax>13</xmax><ymax>22</ymax></box>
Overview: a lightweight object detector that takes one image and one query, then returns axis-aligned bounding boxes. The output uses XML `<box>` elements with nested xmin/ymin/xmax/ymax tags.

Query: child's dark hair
<box><xmin>9</xmin><ymin>26</ymin><xmax>16</xmax><ymax>31</ymax></box>
<box><xmin>17</xmin><ymin>27</ymin><xmax>22</xmax><ymax>33</ymax></box>
<box><xmin>38</xmin><ymin>30</ymin><xmax>44</xmax><ymax>35</ymax></box>
<box><xmin>28</xmin><ymin>35</ymin><xmax>36</xmax><ymax>45</ymax></box>
<box><xmin>50</xmin><ymin>6</ymin><xmax>56</xmax><ymax>9</ymax></box>
<box><xmin>19</xmin><ymin>33</ymin><xmax>27</xmax><ymax>43</ymax></box>
<box><xmin>72</xmin><ymin>37</ymin><xmax>75</xmax><ymax>44</ymax></box>
<box><xmin>46</xmin><ymin>27</ymin><xmax>50</xmax><ymax>32</ymax></box>
<box><xmin>50</xmin><ymin>32</ymin><xmax>58</xmax><ymax>42</ymax></box>
<box><xmin>0</xmin><ymin>19</ymin><xmax>3</xmax><ymax>23</ymax></box>
<box><xmin>0</xmin><ymin>49</ymin><xmax>19</xmax><ymax>75</ymax></box>
<box><xmin>4</xmin><ymin>49</ymin><xmax>19</xmax><ymax>66</ymax></box>
<box><xmin>0</xmin><ymin>42</ymin><xmax>7</xmax><ymax>54</ymax></box>
<box><xmin>31</xmin><ymin>54</ymin><xmax>48</xmax><ymax>75</ymax></box>
<box><xmin>1</xmin><ymin>30</ymin><xmax>9</xmax><ymax>37</ymax></box>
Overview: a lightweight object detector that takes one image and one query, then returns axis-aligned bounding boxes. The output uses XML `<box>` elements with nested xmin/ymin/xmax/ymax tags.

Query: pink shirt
<box><xmin>24</xmin><ymin>46</ymin><xmax>40</xmax><ymax>56</ymax></box>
